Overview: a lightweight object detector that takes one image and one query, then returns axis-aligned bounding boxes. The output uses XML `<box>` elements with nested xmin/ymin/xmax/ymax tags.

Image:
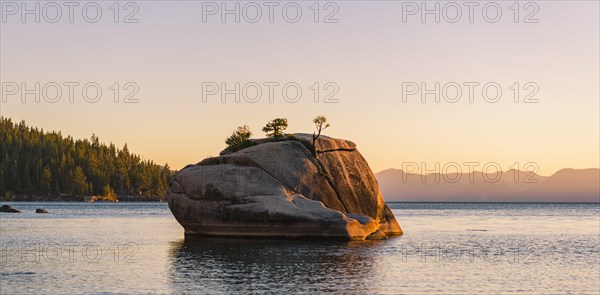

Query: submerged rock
<box><xmin>167</xmin><ymin>133</ymin><xmax>402</xmax><ymax>240</ymax></box>
<box><xmin>0</xmin><ymin>205</ymin><xmax>21</xmax><ymax>213</ymax></box>
<box><xmin>36</xmin><ymin>208</ymin><xmax>49</xmax><ymax>213</ymax></box>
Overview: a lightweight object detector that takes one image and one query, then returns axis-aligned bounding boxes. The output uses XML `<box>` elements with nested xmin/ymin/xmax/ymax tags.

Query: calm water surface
<box><xmin>1</xmin><ymin>202</ymin><xmax>598</xmax><ymax>294</ymax></box>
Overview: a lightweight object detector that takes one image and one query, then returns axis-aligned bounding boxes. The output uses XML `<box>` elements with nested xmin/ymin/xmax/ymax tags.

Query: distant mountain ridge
<box><xmin>376</xmin><ymin>168</ymin><xmax>599</xmax><ymax>202</ymax></box>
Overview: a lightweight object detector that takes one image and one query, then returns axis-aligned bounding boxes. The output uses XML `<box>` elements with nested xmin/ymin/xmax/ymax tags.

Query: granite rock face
<box><xmin>167</xmin><ymin>134</ymin><xmax>402</xmax><ymax>240</ymax></box>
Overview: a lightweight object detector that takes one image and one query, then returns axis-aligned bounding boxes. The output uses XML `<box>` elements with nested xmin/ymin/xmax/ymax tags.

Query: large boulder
<box><xmin>167</xmin><ymin>134</ymin><xmax>402</xmax><ymax>240</ymax></box>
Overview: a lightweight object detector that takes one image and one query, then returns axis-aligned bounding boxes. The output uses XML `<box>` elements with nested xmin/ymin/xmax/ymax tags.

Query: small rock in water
<box><xmin>36</xmin><ymin>208</ymin><xmax>49</xmax><ymax>213</ymax></box>
<box><xmin>0</xmin><ymin>205</ymin><xmax>21</xmax><ymax>213</ymax></box>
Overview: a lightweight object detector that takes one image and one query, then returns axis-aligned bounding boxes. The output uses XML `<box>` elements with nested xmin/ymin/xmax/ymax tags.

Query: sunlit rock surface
<box><xmin>167</xmin><ymin>134</ymin><xmax>402</xmax><ymax>240</ymax></box>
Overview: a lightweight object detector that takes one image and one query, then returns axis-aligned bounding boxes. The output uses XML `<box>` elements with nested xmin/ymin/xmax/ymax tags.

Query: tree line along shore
<box><xmin>0</xmin><ymin>117</ymin><xmax>173</xmax><ymax>202</ymax></box>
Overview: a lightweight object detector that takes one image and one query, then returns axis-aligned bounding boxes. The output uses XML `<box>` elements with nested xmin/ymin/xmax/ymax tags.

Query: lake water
<box><xmin>1</xmin><ymin>202</ymin><xmax>598</xmax><ymax>294</ymax></box>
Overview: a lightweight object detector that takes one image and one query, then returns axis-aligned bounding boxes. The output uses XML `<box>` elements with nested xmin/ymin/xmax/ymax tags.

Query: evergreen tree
<box><xmin>41</xmin><ymin>167</ymin><xmax>52</xmax><ymax>194</ymax></box>
<box><xmin>71</xmin><ymin>166</ymin><xmax>88</xmax><ymax>195</ymax></box>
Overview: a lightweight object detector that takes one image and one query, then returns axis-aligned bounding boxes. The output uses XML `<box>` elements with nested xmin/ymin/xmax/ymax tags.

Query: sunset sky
<box><xmin>1</xmin><ymin>1</ymin><xmax>598</xmax><ymax>175</ymax></box>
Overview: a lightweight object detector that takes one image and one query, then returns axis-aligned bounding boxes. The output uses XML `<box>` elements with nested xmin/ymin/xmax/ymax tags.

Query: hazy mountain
<box><xmin>524</xmin><ymin>168</ymin><xmax>600</xmax><ymax>202</ymax></box>
<box><xmin>376</xmin><ymin>168</ymin><xmax>598</xmax><ymax>202</ymax></box>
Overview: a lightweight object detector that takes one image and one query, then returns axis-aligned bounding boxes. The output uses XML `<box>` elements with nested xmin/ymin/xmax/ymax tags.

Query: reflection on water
<box><xmin>1</xmin><ymin>202</ymin><xmax>598</xmax><ymax>294</ymax></box>
<box><xmin>169</xmin><ymin>236</ymin><xmax>388</xmax><ymax>294</ymax></box>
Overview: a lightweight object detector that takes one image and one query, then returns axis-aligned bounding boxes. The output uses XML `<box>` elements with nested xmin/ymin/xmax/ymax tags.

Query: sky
<box><xmin>1</xmin><ymin>0</ymin><xmax>599</xmax><ymax>175</ymax></box>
